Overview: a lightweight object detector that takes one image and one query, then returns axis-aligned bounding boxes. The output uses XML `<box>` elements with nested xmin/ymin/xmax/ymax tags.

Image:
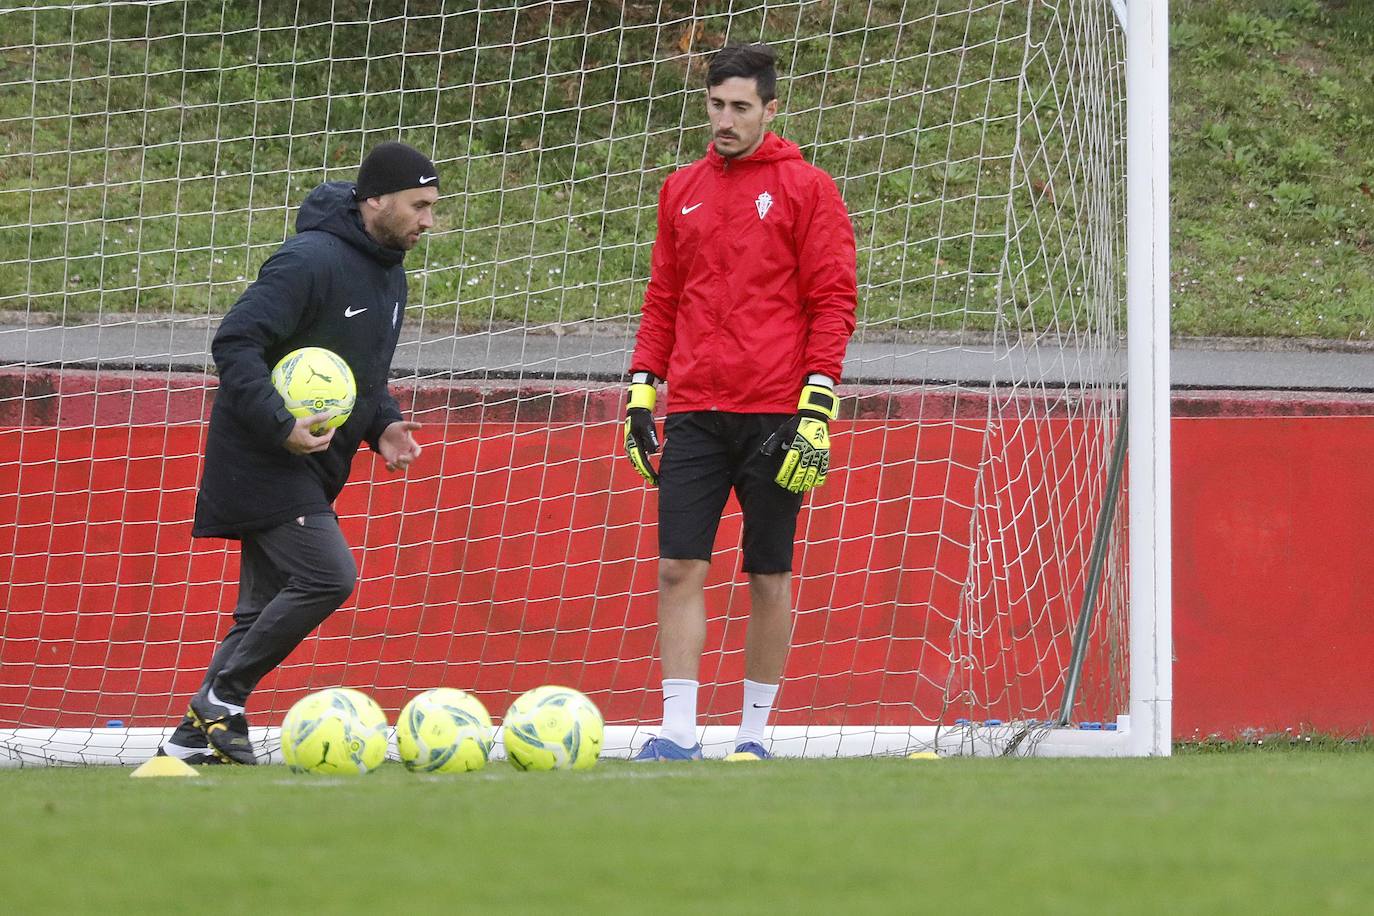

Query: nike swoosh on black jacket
<box><xmin>193</xmin><ymin>181</ymin><xmax>408</xmax><ymax>538</ymax></box>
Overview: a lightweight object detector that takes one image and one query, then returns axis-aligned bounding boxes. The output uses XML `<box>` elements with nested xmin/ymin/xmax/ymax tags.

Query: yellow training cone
<box><xmin>906</xmin><ymin>751</ymin><xmax>940</xmax><ymax>760</ymax></box>
<box><xmin>131</xmin><ymin>755</ymin><xmax>200</xmax><ymax>778</ymax></box>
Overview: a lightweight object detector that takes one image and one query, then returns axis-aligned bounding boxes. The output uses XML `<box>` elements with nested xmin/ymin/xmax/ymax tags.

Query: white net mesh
<box><xmin>0</xmin><ymin>0</ymin><xmax>1129</xmax><ymax>762</ymax></box>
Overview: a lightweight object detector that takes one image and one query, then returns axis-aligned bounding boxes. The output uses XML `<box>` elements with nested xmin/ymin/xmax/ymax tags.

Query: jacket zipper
<box><xmin>711</xmin><ymin>155</ymin><xmax>733</xmax><ymax>410</ymax></box>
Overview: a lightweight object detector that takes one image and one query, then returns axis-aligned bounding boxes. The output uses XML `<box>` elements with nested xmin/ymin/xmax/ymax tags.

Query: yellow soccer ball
<box><xmin>280</xmin><ymin>687</ymin><xmax>388</xmax><ymax>776</ymax></box>
<box><xmin>396</xmin><ymin>688</ymin><xmax>494</xmax><ymax>774</ymax></box>
<box><xmin>502</xmin><ymin>685</ymin><xmax>604</xmax><ymax>772</ymax></box>
<box><xmin>271</xmin><ymin>346</ymin><xmax>357</xmax><ymax>433</ymax></box>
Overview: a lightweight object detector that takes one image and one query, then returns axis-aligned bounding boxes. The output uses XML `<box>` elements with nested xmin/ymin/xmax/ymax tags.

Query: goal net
<box><xmin>0</xmin><ymin>0</ymin><xmax>1167</xmax><ymax>764</ymax></box>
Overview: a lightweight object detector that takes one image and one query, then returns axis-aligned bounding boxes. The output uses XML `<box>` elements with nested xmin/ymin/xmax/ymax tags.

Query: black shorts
<box><xmin>657</xmin><ymin>411</ymin><xmax>803</xmax><ymax>574</ymax></box>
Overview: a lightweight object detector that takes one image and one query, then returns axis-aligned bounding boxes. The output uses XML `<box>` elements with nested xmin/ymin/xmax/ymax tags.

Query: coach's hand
<box><xmin>762</xmin><ymin>381</ymin><xmax>840</xmax><ymax>493</ymax></box>
<box><xmin>284</xmin><ymin>413</ymin><xmax>336</xmax><ymax>455</ymax></box>
<box><xmin>379</xmin><ymin>420</ymin><xmax>423</xmax><ymax>472</ymax></box>
<box><xmin>624</xmin><ymin>373</ymin><xmax>660</xmax><ymax>486</ymax></box>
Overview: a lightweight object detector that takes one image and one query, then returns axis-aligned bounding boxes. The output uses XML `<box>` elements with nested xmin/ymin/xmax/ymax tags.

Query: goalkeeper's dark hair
<box><xmin>707</xmin><ymin>43</ymin><xmax>777</xmax><ymax>104</ymax></box>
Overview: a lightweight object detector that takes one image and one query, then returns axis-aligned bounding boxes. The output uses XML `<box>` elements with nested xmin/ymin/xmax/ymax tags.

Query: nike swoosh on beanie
<box><xmin>354</xmin><ymin>141</ymin><xmax>439</xmax><ymax>199</ymax></box>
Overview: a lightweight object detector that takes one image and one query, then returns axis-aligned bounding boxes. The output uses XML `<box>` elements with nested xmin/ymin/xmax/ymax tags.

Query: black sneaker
<box><xmin>157</xmin><ymin>716</ymin><xmax>226</xmax><ymax>766</ymax></box>
<box><xmin>187</xmin><ymin>697</ymin><xmax>257</xmax><ymax>765</ymax></box>
<box><xmin>155</xmin><ymin>745</ymin><xmax>225</xmax><ymax>766</ymax></box>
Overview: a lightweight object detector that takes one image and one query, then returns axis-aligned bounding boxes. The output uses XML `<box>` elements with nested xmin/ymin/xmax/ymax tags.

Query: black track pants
<box><xmin>195</xmin><ymin>513</ymin><xmax>357</xmax><ymax>707</ymax></box>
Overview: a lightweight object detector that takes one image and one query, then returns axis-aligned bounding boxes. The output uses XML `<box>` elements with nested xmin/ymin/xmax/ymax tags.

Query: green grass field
<box><xmin>2</xmin><ymin>751</ymin><xmax>1372</xmax><ymax>915</ymax></box>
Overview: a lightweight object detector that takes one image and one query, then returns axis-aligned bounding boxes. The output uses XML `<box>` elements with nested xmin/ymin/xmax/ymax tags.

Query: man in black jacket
<box><xmin>161</xmin><ymin>142</ymin><xmax>436</xmax><ymax>765</ymax></box>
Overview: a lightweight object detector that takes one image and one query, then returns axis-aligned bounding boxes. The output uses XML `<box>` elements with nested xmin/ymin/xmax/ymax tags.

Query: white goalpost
<box><xmin>0</xmin><ymin>0</ymin><xmax>1169</xmax><ymax>764</ymax></box>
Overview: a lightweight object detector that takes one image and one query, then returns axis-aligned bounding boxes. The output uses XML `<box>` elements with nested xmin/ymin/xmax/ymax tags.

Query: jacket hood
<box><xmin>295</xmin><ymin>181</ymin><xmax>405</xmax><ymax>267</ymax></box>
<box><xmin>706</xmin><ymin>131</ymin><xmax>803</xmax><ymax>169</ymax></box>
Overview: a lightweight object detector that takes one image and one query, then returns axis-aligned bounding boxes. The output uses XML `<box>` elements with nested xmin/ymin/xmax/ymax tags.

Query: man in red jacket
<box><xmin>624</xmin><ymin>43</ymin><xmax>857</xmax><ymax>761</ymax></box>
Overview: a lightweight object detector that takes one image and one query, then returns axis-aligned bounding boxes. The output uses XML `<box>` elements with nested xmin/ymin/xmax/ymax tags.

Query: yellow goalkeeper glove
<box><xmin>624</xmin><ymin>372</ymin><xmax>660</xmax><ymax>486</ymax></box>
<box><xmin>762</xmin><ymin>380</ymin><xmax>840</xmax><ymax>494</ymax></box>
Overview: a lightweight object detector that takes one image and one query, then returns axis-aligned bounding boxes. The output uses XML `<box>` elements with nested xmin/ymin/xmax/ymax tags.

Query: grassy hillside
<box><xmin>0</xmin><ymin>1</ymin><xmax>1063</xmax><ymax>332</ymax></box>
<box><xmin>1</xmin><ymin>0</ymin><xmax>1371</xmax><ymax>341</ymax></box>
<box><xmin>1171</xmin><ymin>0</ymin><xmax>1374</xmax><ymax>340</ymax></box>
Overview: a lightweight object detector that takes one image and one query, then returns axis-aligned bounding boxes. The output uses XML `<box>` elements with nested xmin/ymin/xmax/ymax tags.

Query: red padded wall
<box><xmin>1171</xmin><ymin>412</ymin><xmax>1374</xmax><ymax>738</ymax></box>
<box><xmin>4</xmin><ymin>368</ymin><xmax>1373</xmax><ymax>738</ymax></box>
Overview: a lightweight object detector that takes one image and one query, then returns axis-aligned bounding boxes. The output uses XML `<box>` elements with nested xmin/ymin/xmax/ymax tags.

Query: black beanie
<box><xmin>354</xmin><ymin>142</ymin><xmax>439</xmax><ymax>200</ymax></box>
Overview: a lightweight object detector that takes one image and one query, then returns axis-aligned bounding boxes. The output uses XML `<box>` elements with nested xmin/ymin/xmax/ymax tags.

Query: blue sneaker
<box><xmin>724</xmin><ymin>741</ymin><xmax>772</xmax><ymax>761</ymax></box>
<box><xmin>631</xmin><ymin>736</ymin><xmax>703</xmax><ymax>761</ymax></box>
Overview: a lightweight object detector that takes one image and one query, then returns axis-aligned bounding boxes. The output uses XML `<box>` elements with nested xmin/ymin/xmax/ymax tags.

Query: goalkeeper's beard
<box><xmin>715</xmin><ymin>129</ymin><xmax>760</xmax><ymax>159</ymax></box>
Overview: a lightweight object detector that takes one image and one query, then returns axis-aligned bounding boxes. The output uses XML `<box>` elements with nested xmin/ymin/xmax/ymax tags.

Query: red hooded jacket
<box><xmin>631</xmin><ymin>132</ymin><xmax>857</xmax><ymax>414</ymax></box>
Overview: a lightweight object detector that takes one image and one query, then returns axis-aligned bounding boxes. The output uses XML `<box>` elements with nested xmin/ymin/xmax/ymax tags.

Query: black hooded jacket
<box><xmin>192</xmin><ymin>181</ymin><xmax>408</xmax><ymax>538</ymax></box>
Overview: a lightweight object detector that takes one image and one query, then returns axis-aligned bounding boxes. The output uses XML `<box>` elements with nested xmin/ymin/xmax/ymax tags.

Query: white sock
<box><xmin>736</xmin><ymin>678</ymin><xmax>779</xmax><ymax>747</ymax></box>
<box><xmin>208</xmin><ymin>687</ymin><xmax>245</xmax><ymax>717</ymax></box>
<box><xmin>660</xmin><ymin>678</ymin><xmax>699</xmax><ymax>748</ymax></box>
<box><xmin>161</xmin><ymin>740</ymin><xmax>202</xmax><ymax>758</ymax></box>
